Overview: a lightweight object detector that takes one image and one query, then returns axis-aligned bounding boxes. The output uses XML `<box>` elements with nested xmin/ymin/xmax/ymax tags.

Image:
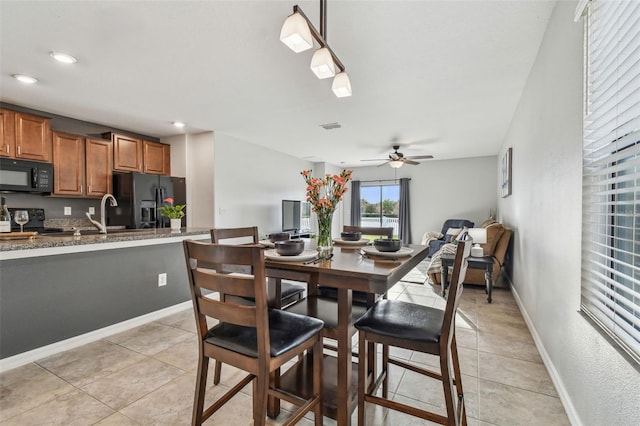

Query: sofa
<box><xmin>428</xmin><ymin>220</ymin><xmax>512</xmax><ymax>287</ymax></box>
<box><xmin>423</xmin><ymin>218</ymin><xmax>475</xmax><ymax>257</ymax></box>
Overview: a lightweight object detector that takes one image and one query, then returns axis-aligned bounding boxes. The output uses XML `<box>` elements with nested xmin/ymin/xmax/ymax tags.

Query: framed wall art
<box><xmin>501</xmin><ymin>147</ymin><xmax>512</xmax><ymax>198</ymax></box>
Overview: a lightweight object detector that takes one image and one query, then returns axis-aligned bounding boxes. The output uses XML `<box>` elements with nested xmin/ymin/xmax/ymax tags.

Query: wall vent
<box><xmin>320</xmin><ymin>122</ymin><xmax>341</xmax><ymax>130</ymax></box>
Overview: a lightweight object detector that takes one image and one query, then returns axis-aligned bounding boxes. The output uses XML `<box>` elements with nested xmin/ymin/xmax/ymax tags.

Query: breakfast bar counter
<box><xmin>0</xmin><ymin>228</ymin><xmax>210</xmax><ymax>365</ymax></box>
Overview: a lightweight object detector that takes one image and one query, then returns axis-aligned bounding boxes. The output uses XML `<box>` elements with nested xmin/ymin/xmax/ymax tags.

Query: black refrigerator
<box><xmin>108</xmin><ymin>172</ymin><xmax>186</xmax><ymax>229</ymax></box>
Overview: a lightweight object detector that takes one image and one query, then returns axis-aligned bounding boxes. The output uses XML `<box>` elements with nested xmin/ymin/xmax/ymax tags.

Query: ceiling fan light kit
<box><xmin>362</xmin><ymin>144</ymin><xmax>434</xmax><ymax>168</ymax></box>
<box><xmin>280</xmin><ymin>1</ymin><xmax>351</xmax><ymax>97</ymax></box>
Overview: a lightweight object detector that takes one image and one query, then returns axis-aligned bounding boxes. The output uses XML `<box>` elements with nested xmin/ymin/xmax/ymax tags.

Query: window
<box><xmin>360</xmin><ymin>183</ymin><xmax>399</xmax><ymax>237</ymax></box>
<box><xmin>580</xmin><ymin>0</ymin><xmax>640</xmax><ymax>363</ymax></box>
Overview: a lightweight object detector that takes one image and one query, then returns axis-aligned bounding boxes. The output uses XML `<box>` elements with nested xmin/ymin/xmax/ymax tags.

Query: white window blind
<box><xmin>581</xmin><ymin>0</ymin><xmax>640</xmax><ymax>364</ymax></box>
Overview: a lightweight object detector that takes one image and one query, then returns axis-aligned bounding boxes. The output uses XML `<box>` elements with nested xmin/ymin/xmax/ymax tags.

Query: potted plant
<box><xmin>159</xmin><ymin>197</ymin><xmax>186</xmax><ymax>230</ymax></box>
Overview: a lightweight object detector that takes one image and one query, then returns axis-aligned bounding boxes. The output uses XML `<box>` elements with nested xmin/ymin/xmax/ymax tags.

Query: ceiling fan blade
<box><xmin>406</xmin><ymin>155</ymin><xmax>434</xmax><ymax>160</ymax></box>
<box><xmin>403</xmin><ymin>158</ymin><xmax>420</xmax><ymax>165</ymax></box>
<box><xmin>377</xmin><ymin>160</ymin><xmax>391</xmax><ymax>167</ymax></box>
<box><xmin>361</xmin><ymin>158</ymin><xmax>388</xmax><ymax>162</ymax></box>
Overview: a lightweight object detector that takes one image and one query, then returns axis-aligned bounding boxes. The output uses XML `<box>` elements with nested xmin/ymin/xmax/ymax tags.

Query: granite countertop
<box><xmin>0</xmin><ymin>227</ymin><xmax>211</xmax><ymax>252</ymax></box>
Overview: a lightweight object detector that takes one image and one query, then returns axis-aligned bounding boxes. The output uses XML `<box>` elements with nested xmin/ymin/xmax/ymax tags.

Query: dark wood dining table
<box><xmin>264</xmin><ymin>243</ymin><xmax>430</xmax><ymax>425</ymax></box>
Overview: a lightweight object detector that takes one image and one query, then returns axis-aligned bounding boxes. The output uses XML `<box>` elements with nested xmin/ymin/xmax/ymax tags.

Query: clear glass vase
<box><xmin>316</xmin><ymin>211</ymin><xmax>334</xmax><ymax>259</ymax></box>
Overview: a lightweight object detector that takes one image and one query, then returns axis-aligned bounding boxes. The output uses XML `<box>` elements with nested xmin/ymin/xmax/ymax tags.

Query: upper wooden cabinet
<box><xmin>104</xmin><ymin>132</ymin><xmax>170</xmax><ymax>175</ymax></box>
<box><xmin>0</xmin><ymin>109</ymin><xmax>16</xmax><ymax>158</ymax></box>
<box><xmin>0</xmin><ymin>109</ymin><xmax>51</xmax><ymax>161</ymax></box>
<box><xmin>52</xmin><ymin>131</ymin><xmax>85</xmax><ymax>196</ymax></box>
<box><xmin>52</xmin><ymin>131</ymin><xmax>112</xmax><ymax>198</ymax></box>
<box><xmin>107</xmin><ymin>133</ymin><xmax>143</xmax><ymax>172</ymax></box>
<box><xmin>143</xmin><ymin>140</ymin><xmax>171</xmax><ymax>175</ymax></box>
<box><xmin>85</xmin><ymin>138</ymin><xmax>113</xmax><ymax>197</ymax></box>
<box><xmin>15</xmin><ymin>111</ymin><xmax>52</xmax><ymax>161</ymax></box>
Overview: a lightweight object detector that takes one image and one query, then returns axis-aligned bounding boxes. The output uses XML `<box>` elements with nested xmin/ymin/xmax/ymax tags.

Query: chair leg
<box><xmin>253</xmin><ymin>372</ymin><xmax>269</xmax><ymax>426</ymax></box>
<box><xmin>213</xmin><ymin>360</ymin><xmax>222</xmax><ymax>385</ymax></box>
<box><xmin>313</xmin><ymin>338</ymin><xmax>324</xmax><ymax>426</ymax></box>
<box><xmin>357</xmin><ymin>331</ymin><xmax>367</xmax><ymax>426</ymax></box>
<box><xmin>439</xmin><ymin>348</ymin><xmax>458</xmax><ymax>426</ymax></box>
<box><xmin>451</xmin><ymin>335</ymin><xmax>466</xmax><ymax>426</ymax></box>
<box><xmin>382</xmin><ymin>343</ymin><xmax>389</xmax><ymax>398</ymax></box>
<box><xmin>192</xmin><ymin>355</ymin><xmax>209</xmax><ymax>426</ymax></box>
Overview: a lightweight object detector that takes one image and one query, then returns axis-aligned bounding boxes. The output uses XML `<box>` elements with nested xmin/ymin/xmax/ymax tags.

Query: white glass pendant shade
<box><xmin>331</xmin><ymin>71</ymin><xmax>352</xmax><ymax>97</ymax></box>
<box><xmin>310</xmin><ymin>48</ymin><xmax>336</xmax><ymax>79</ymax></box>
<box><xmin>389</xmin><ymin>160</ymin><xmax>403</xmax><ymax>168</ymax></box>
<box><xmin>280</xmin><ymin>12</ymin><xmax>313</xmax><ymax>53</ymax></box>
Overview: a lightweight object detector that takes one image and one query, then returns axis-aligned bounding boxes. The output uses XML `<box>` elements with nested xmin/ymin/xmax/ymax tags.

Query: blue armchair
<box><xmin>427</xmin><ymin>218</ymin><xmax>474</xmax><ymax>257</ymax></box>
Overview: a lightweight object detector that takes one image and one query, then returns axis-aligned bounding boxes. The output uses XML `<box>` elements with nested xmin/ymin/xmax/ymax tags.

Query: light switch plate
<box><xmin>64</xmin><ymin>207</ymin><xmax>72</xmax><ymax>216</ymax></box>
<box><xmin>88</xmin><ymin>207</ymin><xmax>95</xmax><ymax>215</ymax></box>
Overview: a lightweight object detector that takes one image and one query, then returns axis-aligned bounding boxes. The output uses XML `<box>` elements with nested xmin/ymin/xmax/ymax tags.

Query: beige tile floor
<box><xmin>0</xmin><ymin>281</ymin><xmax>570</xmax><ymax>425</ymax></box>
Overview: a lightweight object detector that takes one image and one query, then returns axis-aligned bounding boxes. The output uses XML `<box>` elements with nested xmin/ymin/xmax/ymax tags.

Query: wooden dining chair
<box><xmin>210</xmin><ymin>227</ymin><xmax>306</xmax><ymax>385</ymax></box>
<box><xmin>354</xmin><ymin>239</ymin><xmax>471</xmax><ymax>426</ymax></box>
<box><xmin>343</xmin><ymin>225</ymin><xmax>394</xmax><ymax>239</ymax></box>
<box><xmin>183</xmin><ymin>240</ymin><xmax>324</xmax><ymax>426</ymax></box>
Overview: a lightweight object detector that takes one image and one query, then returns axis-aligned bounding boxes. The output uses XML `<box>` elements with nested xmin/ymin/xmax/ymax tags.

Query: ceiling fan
<box><xmin>361</xmin><ymin>145</ymin><xmax>434</xmax><ymax>168</ymax></box>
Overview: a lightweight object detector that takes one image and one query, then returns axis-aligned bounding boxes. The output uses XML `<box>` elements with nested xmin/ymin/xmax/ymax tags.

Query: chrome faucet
<box><xmin>86</xmin><ymin>193</ymin><xmax>118</xmax><ymax>234</ymax></box>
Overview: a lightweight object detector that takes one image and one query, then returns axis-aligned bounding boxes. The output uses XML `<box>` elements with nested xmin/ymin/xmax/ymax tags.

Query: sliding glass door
<box><xmin>360</xmin><ymin>184</ymin><xmax>399</xmax><ymax>237</ymax></box>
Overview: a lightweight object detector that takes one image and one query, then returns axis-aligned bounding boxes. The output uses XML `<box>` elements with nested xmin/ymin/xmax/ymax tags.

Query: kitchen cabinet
<box><xmin>0</xmin><ymin>109</ymin><xmax>16</xmax><ymax>158</ymax></box>
<box><xmin>85</xmin><ymin>138</ymin><xmax>113</xmax><ymax>197</ymax></box>
<box><xmin>107</xmin><ymin>132</ymin><xmax>143</xmax><ymax>172</ymax></box>
<box><xmin>52</xmin><ymin>131</ymin><xmax>113</xmax><ymax>197</ymax></box>
<box><xmin>15</xmin><ymin>111</ymin><xmax>52</xmax><ymax>162</ymax></box>
<box><xmin>143</xmin><ymin>140</ymin><xmax>171</xmax><ymax>175</ymax></box>
<box><xmin>0</xmin><ymin>109</ymin><xmax>51</xmax><ymax>161</ymax></box>
<box><xmin>52</xmin><ymin>131</ymin><xmax>84</xmax><ymax>196</ymax></box>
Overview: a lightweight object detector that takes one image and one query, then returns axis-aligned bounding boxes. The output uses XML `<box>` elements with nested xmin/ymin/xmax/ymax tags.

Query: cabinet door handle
<box><xmin>5</xmin><ymin>144</ymin><xmax>9</xmax><ymax>153</ymax></box>
<box><xmin>17</xmin><ymin>146</ymin><xmax>21</xmax><ymax>155</ymax></box>
<box><xmin>81</xmin><ymin>185</ymin><xmax>84</xmax><ymax>194</ymax></box>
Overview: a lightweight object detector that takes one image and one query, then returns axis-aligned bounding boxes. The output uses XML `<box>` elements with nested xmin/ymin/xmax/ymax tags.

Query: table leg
<box><xmin>337</xmin><ymin>287</ymin><xmax>353</xmax><ymax>426</ymax></box>
<box><xmin>485</xmin><ymin>262</ymin><xmax>494</xmax><ymax>303</ymax></box>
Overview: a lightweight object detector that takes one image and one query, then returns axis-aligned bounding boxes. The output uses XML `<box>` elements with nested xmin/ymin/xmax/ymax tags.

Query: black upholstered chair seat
<box><xmin>354</xmin><ymin>299</ymin><xmax>444</xmax><ymax>344</ymax></box>
<box><xmin>205</xmin><ymin>309</ymin><xmax>324</xmax><ymax>358</ymax></box>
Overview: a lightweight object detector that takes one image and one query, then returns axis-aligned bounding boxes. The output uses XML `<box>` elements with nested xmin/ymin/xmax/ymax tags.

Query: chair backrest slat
<box><xmin>344</xmin><ymin>225</ymin><xmax>394</xmax><ymax>239</ymax></box>
<box><xmin>211</xmin><ymin>226</ymin><xmax>259</xmax><ymax>244</ymax></box>
<box><xmin>194</xmin><ymin>269</ymin><xmax>256</xmax><ymax>298</ymax></box>
<box><xmin>197</xmin><ymin>297</ymin><xmax>256</xmax><ymax>327</ymax></box>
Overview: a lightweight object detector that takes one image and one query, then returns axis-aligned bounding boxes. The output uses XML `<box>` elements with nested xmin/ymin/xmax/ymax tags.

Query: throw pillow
<box><xmin>443</xmin><ymin>227</ymin><xmax>461</xmax><ymax>243</ymax></box>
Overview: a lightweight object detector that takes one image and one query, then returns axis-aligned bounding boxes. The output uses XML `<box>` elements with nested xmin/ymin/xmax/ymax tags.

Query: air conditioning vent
<box><xmin>320</xmin><ymin>122</ymin><xmax>341</xmax><ymax>130</ymax></box>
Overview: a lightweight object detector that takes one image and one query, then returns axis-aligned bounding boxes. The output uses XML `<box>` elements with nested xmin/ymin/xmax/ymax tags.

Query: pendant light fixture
<box><xmin>280</xmin><ymin>1</ymin><xmax>351</xmax><ymax>97</ymax></box>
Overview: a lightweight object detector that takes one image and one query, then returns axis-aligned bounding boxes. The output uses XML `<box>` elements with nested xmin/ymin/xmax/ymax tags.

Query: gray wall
<box><xmin>0</xmin><ymin>242</ymin><xmax>191</xmax><ymax>358</ymax></box>
<box><xmin>348</xmin><ymin>156</ymin><xmax>498</xmax><ymax>244</ymax></box>
<box><xmin>498</xmin><ymin>2</ymin><xmax>640</xmax><ymax>424</ymax></box>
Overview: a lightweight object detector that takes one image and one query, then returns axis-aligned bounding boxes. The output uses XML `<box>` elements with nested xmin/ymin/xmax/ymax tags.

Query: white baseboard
<box><xmin>510</xmin><ymin>285</ymin><xmax>582</xmax><ymax>426</ymax></box>
<box><xmin>0</xmin><ymin>301</ymin><xmax>192</xmax><ymax>373</ymax></box>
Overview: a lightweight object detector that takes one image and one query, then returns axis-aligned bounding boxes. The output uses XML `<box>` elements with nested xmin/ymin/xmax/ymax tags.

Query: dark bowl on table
<box><xmin>268</xmin><ymin>232</ymin><xmax>290</xmax><ymax>243</ymax></box>
<box><xmin>340</xmin><ymin>231</ymin><xmax>362</xmax><ymax>241</ymax></box>
<box><xmin>275</xmin><ymin>240</ymin><xmax>305</xmax><ymax>256</ymax></box>
<box><xmin>373</xmin><ymin>238</ymin><xmax>402</xmax><ymax>252</ymax></box>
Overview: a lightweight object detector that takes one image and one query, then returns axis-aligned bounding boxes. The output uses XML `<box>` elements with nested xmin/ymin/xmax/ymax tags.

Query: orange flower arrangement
<box><xmin>301</xmin><ymin>169</ymin><xmax>352</xmax><ymax>254</ymax></box>
<box><xmin>301</xmin><ymin>169</ymin><xmax>352</xmax><ymax>216</ymax></box>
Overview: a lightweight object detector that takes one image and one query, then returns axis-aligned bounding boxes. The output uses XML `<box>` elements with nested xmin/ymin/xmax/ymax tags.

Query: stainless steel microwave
<box><xmin>0</xmin><ymin>158</ymin><xmax>53</xmax><ymax>193</ymax></box>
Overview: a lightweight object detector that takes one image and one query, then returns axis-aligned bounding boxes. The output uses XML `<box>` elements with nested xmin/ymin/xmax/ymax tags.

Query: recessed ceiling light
<box><xmin>12</xmin><ymin>74</ymin><xmax>38</xmax><ymax>84</ymax></box>
<box><xmin>173</xmin><ymin>121</ymin><xmax>185</xmax><ymax>128</ymax></box>
<box><xmin>50</xmin><ymin>51</ymin><xmax>77</xmax><ymax>64</ymax></box>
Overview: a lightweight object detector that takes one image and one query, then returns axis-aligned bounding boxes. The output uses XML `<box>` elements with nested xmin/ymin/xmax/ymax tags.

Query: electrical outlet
<box><xmin>158</xmin><ymin>273</ymin><xmax>167</xmax><ymax>287</ymax></box>
<box><xmin>88</xmin><ymin>207</ymin><xmax>95</xmax><ymax>215</ymax></box>
<box><xmin>64</xmin><ymin>207</ymin><xmax>72</xmax><ymax>216</ymax></box>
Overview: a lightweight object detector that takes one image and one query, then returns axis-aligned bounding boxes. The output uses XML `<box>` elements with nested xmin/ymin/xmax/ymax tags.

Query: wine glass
<box><xmin>14</xmin><ymin>210</ymin><xmax>29</xmax><ymax>233</ymax></box>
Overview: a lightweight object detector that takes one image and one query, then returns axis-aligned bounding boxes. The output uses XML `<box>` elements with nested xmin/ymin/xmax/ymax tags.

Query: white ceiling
<box><xmin>0</xmin><ymin>0</ymin><xmax>555</xmax><ymax>167</ymax></box>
